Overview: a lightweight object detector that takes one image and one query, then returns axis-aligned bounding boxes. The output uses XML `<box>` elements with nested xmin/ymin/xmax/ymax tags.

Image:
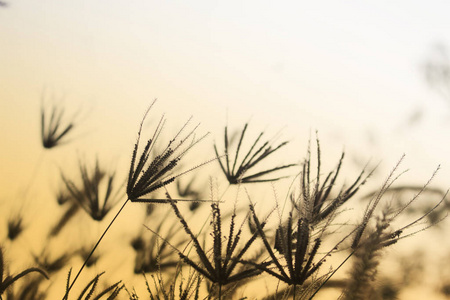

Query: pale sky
<box><xmin>2</xmin><ymin>1</ymin><xmax>450</xmax><ymax>165</ymax></box>
<box><xmin>1</xmin><ymin>1</ymin><xmax>450</xmax><ymax>298</ymax></box>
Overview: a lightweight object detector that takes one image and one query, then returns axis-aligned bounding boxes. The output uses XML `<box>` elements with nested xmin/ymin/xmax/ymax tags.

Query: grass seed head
<box><xmin>40</xmin><ymin>93</ymin><xmax>79</xmax><ymax>149</ymax></box>
<box><xmin>214</xmin><ymin>122</ymin><xmax>296</xmax><ymax>184</ymax></box>
<box><xmin>7</xmin><ymin>214</ymin><xmax>25</xmax><ymax>241</ymax></box>
<box><xmin>127</xmin><ymin>101</ymin><xmax>208</xmax><ymax>202</ymax></box>
<box><xmin>61</xmin><ymin>157</ymin><xmax>122</xmax><ymax>222</ymax></box>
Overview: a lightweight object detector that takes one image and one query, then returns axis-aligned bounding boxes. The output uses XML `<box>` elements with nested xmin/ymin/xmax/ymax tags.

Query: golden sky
<box><xmin>2</xmin><ymin>1</ymin><xmax>450</xmax><ymax>298</ymax></box>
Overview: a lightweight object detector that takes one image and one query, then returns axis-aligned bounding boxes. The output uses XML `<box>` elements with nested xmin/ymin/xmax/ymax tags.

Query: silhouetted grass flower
<box><xmin>214</xmin><ymin>122</ymin><xmax>296</xmax><ymax>184</ymax></box>
<box><xmin>63</xmin><ymin>269</ymin><xmax>123</xmax><ymax>300</ymax></box>
<box><xmin>292</xmin><ymin>139</ymin><xmax>370</xmax><ymax>225</ymax></box>
<box><xmin>7</xmin><ymin>214</ymin><xmax>25</xmax><ymax>241</ymax></box>
<box><xmin>0</xmin><ymin>247</ymin><xmax>49</xmax><ymax>297</ymax></box>
<box><xmin>64</xmin><ymin>100</ymin><xmax>208</xmax><ymax>297</ymax></box>
<box><xmin>127</xmin><ymin>101</ymin><xmax>208</xmax><ymax>202</ymax></box>
<box><xmin>62</xmin><ymin>157</ymin><xmax>122</xmax><ymax>221</ymax></box>
<box><xmin>161</xmin><ymin>193</ymin><xmax>266</xmax><ymax>299</ymax></box>
<box><xmin>40</xmin><ymin>95</ymin><xmax>78</xmax><ymax>149</ymax></box>
<box><xmin>243</xmin><ymin>140</ymin><xmax>371</xmax><ymax>299</ymax></box>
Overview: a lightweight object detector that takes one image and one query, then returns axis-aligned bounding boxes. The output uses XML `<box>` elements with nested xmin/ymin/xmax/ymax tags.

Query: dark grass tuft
<box><xmin>146</xmin><ymin>192</ymin><xmax>265</xmax><ymax>299</ymax></box>
<box><xmin>0</xmin><ymin>247</ymin><xmax>49</xmax><ymax>297</ymax></box>
<box><xmin>61</xmin><ymin>157</ymin><xmax>123</xmax><ymax>222</ymax></box>
<box><xmin>127</xmin><ymin>100</ymin><xmax>208</xmax><ymax>202</ymax></box>
<box><xmin>40</xmin><ymin>94</ymin><xmax>78</xmax><ymax>149</ymax></box>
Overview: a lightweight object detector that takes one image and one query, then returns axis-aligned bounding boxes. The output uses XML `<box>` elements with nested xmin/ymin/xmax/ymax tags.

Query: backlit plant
<box><xmin>1</xmin><ymin>99</ymin><xmax>447</xmax><ymax>300</ymax></box>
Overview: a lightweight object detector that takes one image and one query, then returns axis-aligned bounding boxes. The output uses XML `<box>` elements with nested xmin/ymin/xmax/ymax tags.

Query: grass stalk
<box><xmin>62</xmin><ymin>198</ymin><xmax>130</xmax><ymax>299</ymax></box>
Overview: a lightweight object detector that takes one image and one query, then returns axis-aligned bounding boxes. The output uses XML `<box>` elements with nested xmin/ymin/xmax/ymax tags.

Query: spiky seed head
<box><xmin>127</xmin><ymin>103</ymin><xmax>208</xmax><ymax>203</ymax></box>
<box><xmin>7</xmin><ymin>216</ymin><xmax>25</xmax><ymax>241</ymax></box>
<box><xmin>40</xmin><ymin>95</ymin><xmax>78</xmax><ymax>149</ymax></box>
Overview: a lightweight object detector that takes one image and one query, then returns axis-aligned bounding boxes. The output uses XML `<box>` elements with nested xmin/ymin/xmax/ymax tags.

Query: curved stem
<box><xmin>62</xmin><ymin>199</ymin><xmax>130</xmax><ymax>299</ymax></box>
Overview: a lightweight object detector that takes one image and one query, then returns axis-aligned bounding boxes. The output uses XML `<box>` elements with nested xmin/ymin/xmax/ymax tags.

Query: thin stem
<box><xmin>62</xmin><ymin>198</ymin><xmax>130</xmax><ymax>299</ymax></box>
<box><xmin>23</xmin><ymin>150</ymin><xmax>45</xmax><ymax>197</ymax></box>
<box><xmin>18</xmin><ymin>150</ymin><xmax>45</xmax><ymax>209</ymax></box>
<box><xmin>308</xmin><ymin>249</ymin><xmax>356</xmax><ymax>300</ymax></box>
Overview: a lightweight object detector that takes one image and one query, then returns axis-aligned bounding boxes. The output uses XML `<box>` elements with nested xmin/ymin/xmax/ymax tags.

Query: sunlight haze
<box><xmin>1</xmin><ymin>1</ymin><xmax>450</xmax><ymax>299</ymax></box>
